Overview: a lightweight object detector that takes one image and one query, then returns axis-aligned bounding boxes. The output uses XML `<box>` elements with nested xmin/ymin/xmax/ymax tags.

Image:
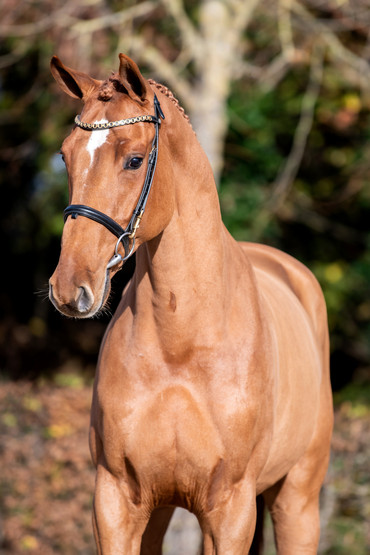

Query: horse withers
<box><xmin>49</xmin><ymin>53</ymin><xmax>333</xmax><ymax>554</ymax></box>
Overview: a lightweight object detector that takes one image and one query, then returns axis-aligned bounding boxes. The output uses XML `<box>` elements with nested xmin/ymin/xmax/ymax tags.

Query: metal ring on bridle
<box><xmin>117</xmin><ymin>231</ymin><xmax>136</xmax><ymax>262</ymax></box>
<box><xmin>106</xmin><ymin>232</ymin><xmax>135</xmax><ymax>270</ymax></box>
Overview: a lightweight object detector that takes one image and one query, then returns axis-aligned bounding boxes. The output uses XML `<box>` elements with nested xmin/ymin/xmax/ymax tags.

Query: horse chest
<box><xmin>92</xmin><ymin>341</ymin><xmax>271</xmax><ymax>503</ymax></box>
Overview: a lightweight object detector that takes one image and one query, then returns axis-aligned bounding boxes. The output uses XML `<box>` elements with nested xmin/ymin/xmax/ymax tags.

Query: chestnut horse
<box><xmin>49</xmin><ymin>54</ymin><xmax>333</xmax><ymax>554</ymax></box>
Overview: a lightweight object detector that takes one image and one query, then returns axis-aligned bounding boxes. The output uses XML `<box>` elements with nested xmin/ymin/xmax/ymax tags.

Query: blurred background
<box><xmin>0</xmin><ymin>0</ymin><xmax>369</xmax><ymax>553</ymax></box>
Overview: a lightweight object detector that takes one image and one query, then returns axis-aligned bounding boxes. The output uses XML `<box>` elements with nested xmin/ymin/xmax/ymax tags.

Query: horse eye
<box><xmin>125</xmin><ymin>157</ymin><xmax>143</xmax><ymax>170</ymax></box>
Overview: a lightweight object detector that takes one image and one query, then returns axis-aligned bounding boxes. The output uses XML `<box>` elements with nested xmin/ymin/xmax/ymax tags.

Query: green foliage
<box><xmin>220</xmin><ymin>85</ymin><xmax>287</xmax><ymax>242</ymax></box>
<box><xmin>225</xmin><ymin>84</ymin><xmax>286</xmax><ymax>184</ymax></box>
<box><xmin>0</xmin><ymin>3</ymin><xmax>369</xmax><ymax>390</ymax></box>
<box><xmin>221</xmin><ymin>67</ymin><xmax>370</xmax><ymax>379</ymax></box>
<box><xmin>30</xmin><ymin>155</ymin><xmax>69</xmax><ymax>247</ymax></box>
<box><xmin>325</xmin><ymin>518</ymin><xmax>368</xmax><ymax>555</ymax></box>
<box><xmin>333</xmin><ymin>381</ymin><xmax>370</xmax><ymax>410</ymax></box>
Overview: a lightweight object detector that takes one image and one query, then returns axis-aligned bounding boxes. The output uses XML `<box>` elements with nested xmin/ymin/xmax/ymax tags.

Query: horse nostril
<box><xmin>49</xmin><ymin>282</ymin><xmax>54</xmax><ymax>303</ymax></box>
<box><xmin>77</xmin><ymin>285</ymin><xmax>94</xmax><ymax>313</ymax></box>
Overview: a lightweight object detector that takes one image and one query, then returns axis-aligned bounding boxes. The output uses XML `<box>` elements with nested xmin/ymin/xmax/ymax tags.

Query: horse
<box><xmin>49</xmin><ymin>53</ymin><xmax>333</xmax><ymax>554</ymax></box>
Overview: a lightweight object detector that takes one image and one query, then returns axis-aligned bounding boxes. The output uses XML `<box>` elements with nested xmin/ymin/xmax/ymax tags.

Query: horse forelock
<box><xmin>98</xmin><ymin>73</ymin><xmax>127</xmax><ymax>101</ymax></box>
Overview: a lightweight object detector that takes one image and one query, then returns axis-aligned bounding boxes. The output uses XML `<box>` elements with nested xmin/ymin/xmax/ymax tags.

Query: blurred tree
<box><xmin>0</xmin><ymin>0</ymin><xmax>369</xmax><ymax>385</ymax></box>
<box><xmin>3</xmin><ymin>0</ymin><xmax>370</xmax><ymax>181</ymax></box>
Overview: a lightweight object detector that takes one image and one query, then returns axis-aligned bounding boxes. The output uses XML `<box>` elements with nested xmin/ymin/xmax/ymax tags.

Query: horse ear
<box><xmin>50</xmin><ymin>56</ymin><xmax>100</xmax><ymax>101</ymax></box>
<box><xmin>118</xmin><ymin>54</ymin><xmax>149</xmax><ymax>102</ymax></box>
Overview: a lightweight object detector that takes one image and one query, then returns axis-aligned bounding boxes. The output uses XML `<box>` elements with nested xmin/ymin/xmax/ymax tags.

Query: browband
<box><xmin>74</xmin><ymin>113</ymin><xmax>160</xmax><ymax>130</ymax></box>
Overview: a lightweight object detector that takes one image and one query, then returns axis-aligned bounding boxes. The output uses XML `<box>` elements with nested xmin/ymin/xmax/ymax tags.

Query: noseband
<box><xmin>63</xmin><ymin>94</ymin><xmax>165</xmax><ymax>270</ymax></box>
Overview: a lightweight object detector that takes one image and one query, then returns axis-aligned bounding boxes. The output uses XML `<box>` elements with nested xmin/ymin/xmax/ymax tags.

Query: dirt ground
<box><xmin>0</xmin><ymin>375</ymin><xmax>369</xmax><ymax>554</ymax></box>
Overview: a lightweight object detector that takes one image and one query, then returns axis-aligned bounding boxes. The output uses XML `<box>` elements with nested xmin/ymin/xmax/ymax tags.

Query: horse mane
<box><xmin>147</xmin><ymin>79</ymin><xmax>192</xmax><ymax>128</ymax></box>
<box><xmin>98</xmin><ymin>74</ymin><xmax>192</xmax><ymax>128</ymax></box>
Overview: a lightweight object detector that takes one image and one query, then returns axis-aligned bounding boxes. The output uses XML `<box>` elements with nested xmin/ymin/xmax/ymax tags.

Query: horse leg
<box><xmin>264</xmin><ymin>419</ymin><xmax>332</xmax><ymax>553</ymax></box>
<box><xmin>140</xmin><ymin>506</ymin><xmax>175</xmax><ymax>555</ymax></box>
<box><xmin>200</xmin><ymin>480</ymin><xmax>257</xmax><ymax>555</ymax></box>
<box><xmin>92</xmin><ymin>502</ymin><xmax>102</xmax><ymax>555</ymax></box>
<box><xmin>264</xmin><ymin>470</ymin><xmax>322</xmax><ymax>554</ymax></box>
<box><xmin>264</xmin><ymin>321</ymin><xmax>332</xmax><ymax>555</ymax></box>
<box><xmin>93</xmin><ymin>464</ymin><xmax>147</xmax><ymax>555</ymax></box>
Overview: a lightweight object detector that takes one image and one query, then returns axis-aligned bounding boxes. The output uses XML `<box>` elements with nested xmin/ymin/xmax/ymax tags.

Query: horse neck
<box><xmin>132</xmin><ymin>91</ymin><xmax>236</xmax><ymax>351</ymax></box>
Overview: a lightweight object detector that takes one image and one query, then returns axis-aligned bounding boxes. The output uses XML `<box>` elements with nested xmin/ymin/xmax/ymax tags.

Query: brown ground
<box><xmin>0</xmin><ymin>375</ymin><xmax>369</xmax><ymax>554</ymax></box>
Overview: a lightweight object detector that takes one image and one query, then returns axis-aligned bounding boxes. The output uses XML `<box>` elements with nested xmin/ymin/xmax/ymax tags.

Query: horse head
<box><xmin>49</xmin><ymin>55</ymin><xmax>173</xmax><ymax>318</ymax></box>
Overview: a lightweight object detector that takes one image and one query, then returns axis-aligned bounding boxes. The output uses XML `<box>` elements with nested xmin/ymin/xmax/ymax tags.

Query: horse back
<box><xmin>241</xmin><ymin>242</ymin><xmax>328</xmax><ymax>348</ymax></box>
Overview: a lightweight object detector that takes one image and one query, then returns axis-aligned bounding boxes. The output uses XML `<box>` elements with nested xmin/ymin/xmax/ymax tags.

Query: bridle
<box><xmin>63</xmin><ymin>94</ymin><xmax>165</xmax><ymax>270</ymax></box>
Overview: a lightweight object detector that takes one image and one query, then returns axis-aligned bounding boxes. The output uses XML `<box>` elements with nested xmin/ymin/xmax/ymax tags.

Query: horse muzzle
<box><xmin>49</xmin><ymin>276</ymin><xmax>109</xmax><ymax>319</ymax></box>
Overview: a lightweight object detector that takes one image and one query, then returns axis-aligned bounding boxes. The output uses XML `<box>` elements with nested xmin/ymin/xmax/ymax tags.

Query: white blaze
<box><xmin>86</xmin><ymin>120</ymin><xmax>109</xmax><ymax>165</ymax></box>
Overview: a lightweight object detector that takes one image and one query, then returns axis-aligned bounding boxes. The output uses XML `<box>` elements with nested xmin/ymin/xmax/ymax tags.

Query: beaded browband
<box><xmin>74</xmin><ymin>113</ymin><xmax>160</xmax><ymax>130</ymax></box>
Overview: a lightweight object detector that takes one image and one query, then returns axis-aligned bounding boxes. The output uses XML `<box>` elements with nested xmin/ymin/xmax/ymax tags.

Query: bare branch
<box><xmin>233</xmin><ymin>60</ymin><xmax>263</xmax><ymax>80</ymax></box>
<box><xmin>277</xmin><ymin>198</ymin><xmax>363</xmax><ymax>244</ymax></box>
<box><xmin>228</xmin><ymin>0</ymin><xmax>262</xmax><ymax>36</ymax></box>
<box><xmin>125</xmin><ymin>35</ymin><xmax>195</xmax><ymax>110</ymax></box>
<box><xmin>258</xmin><ymin>53</ymin><xmax>292</xmax><ymax>91</ymax></box>
<box><xmin>293</xmin><ymin>0</ymin><xmax>370</xmax><ymax>86</ymax></box>
<box><xmin>268</xmin><ymin>43</ymin><xmax>325</xmax><ymax>211</ymax></box>
<box><xmin>234</xmin><ymin>54</ymin><xmax>294</xmax><ymax>92</ymax></box>
<box><xmin>70</xmin><ymin>2</ymin><xmax>156</xmax><ymax>35</ymax></box>
<box><xmin>0</xmin><ymin>5</ymin><xmax>76</xmax><ymax>37</ymax></box>
<box><xmin>0</xmin><ymin>43</ymin><xmax>29</xmax><ymax>69</ymax></box>
<box><xmin>160</xmin><ymin>0</ymin><xmax>202</xmax><ymax>60</ymax></box>
<box><xmin>0</xmin><ymin>1</ymin><xmax>155</xmax><ymax>38</ymax></box>
<box><xmin>278</xmin><ymin>0</ymin><xmax>296</xmax><ymax>62</ymax></box>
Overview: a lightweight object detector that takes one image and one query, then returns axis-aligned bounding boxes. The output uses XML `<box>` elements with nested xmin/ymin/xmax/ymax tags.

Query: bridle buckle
<box><xmin>128</xmin><ymin>209</ymin><xmax>144</xmax><ymax>240</ymax></box>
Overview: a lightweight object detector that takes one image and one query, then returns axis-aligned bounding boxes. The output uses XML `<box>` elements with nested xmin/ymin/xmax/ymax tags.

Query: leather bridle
<box><xmin>63</xmin><ymin>94</ymin><xmax>165</xmax><ymax>270</ymax></box>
